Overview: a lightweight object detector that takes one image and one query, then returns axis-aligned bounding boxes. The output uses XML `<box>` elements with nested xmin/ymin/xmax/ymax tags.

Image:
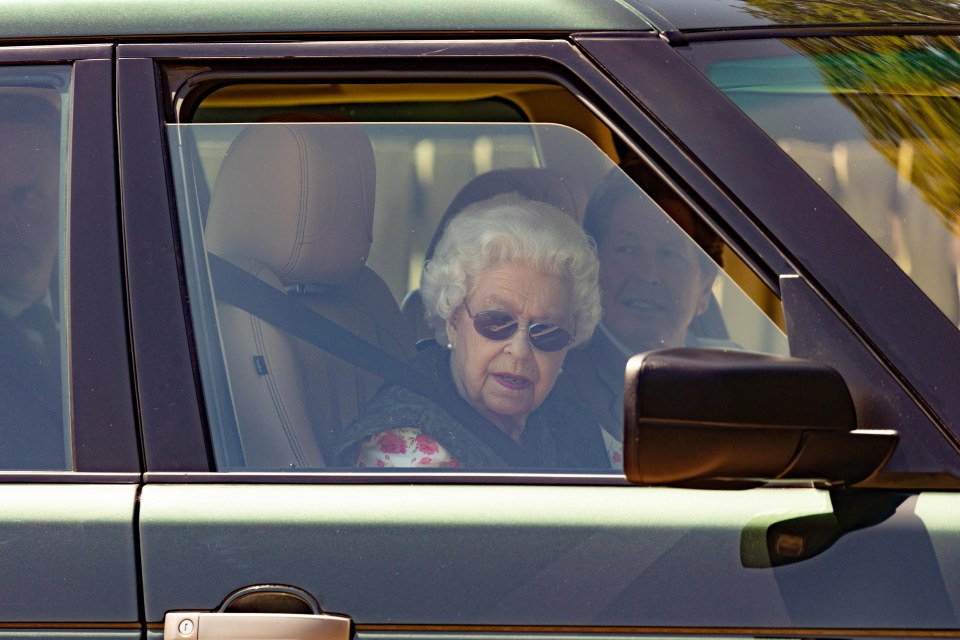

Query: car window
<box><xmin>0</xmin><ymin>66</ymin><xmax>71</xmax><ymax>470</ymax></box>
<box><xmin>168</xmin><ymin>117</ymin><xmax>788</xmax><ymax>473</ymax></box>
<box><xmin>689</xmin><ymin>35</ymin><xmax>960</xmax><ymax>328</ymax></box>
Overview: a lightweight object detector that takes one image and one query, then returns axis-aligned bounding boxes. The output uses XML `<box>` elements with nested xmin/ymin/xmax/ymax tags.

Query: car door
<box><xmin>117</xmin><ymin>37</ymin><xmax>960</xmax><ymax>640</ymax></box>
<box><xmin>0</xmin><ymin>44</ymin><xmax>140</xmax><ymax>639</ymax></box>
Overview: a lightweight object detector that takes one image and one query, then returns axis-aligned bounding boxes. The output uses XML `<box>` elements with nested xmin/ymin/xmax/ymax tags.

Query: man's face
<box><xmin>0</xmin><ymin>120</ymin><xmax>60</xmax><ymax>302</ymax></box>
<box><xmin>598</xmin><ymin>194</ymin><xmax>713</xmax><ymax>353</ymax></box>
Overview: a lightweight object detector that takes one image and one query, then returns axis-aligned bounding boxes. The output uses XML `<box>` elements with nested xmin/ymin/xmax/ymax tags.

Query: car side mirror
<box><xmin>623</xmin><ymin>348</ymin><xmax>898</xmax><ymax>489</ymax></box>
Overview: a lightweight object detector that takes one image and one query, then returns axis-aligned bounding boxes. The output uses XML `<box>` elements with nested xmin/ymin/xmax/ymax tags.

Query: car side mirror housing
<box><xmin>623</xmin><ymin>348</ymin><xmax>898</xmax><ymax>489</ymax></box>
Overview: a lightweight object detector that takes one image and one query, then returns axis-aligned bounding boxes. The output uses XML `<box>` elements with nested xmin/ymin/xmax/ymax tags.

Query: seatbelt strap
<box><xmin>208</xmin><ymin>254</ymin><xmax>527</xmax><ymax>466</ymax></box>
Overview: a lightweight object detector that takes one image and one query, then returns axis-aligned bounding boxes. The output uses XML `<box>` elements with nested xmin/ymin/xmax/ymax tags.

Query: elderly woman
<box><xmin>336</xmin><ymin>193</ymin><xmax>609</xmax><ymax>469</ymax></box>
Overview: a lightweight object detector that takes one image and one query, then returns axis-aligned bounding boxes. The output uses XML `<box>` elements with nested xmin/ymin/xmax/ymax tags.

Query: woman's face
<box><xmin>598</xmin><ymin>194</ymin><xmax>712</xmax><ymax>353</ymax></box>
<box><xmin>446</xmin><ymin>262</ymin><xmax>572</xmax><ymax>441</ymax></box>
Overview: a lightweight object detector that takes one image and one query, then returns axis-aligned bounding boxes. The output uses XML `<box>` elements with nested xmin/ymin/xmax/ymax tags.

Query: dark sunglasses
<box><xmin>464</xmin><ymin>301</ymin><xmax>575</xmax><ymax>352</ymax></box>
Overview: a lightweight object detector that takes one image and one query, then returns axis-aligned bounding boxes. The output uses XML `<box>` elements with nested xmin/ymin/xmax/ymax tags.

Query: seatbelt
<box><xmin>208</xmin><ymin>254</ymin><xmax>527</xmax><ymax>467</ymax></box>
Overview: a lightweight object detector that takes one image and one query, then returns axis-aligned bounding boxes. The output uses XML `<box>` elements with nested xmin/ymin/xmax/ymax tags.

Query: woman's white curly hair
<box><xmin>421</xmin><ymin>193</ymin><xmax>601</xmax><ymax>346</ymax></box>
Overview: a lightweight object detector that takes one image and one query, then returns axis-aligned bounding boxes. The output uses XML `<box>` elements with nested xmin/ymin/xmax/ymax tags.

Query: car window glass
<box><xmin>168</xmin><ymin>120</ymin><xmax>787</xmax><ymax>473</ymax></box>
<box><xmin>175</xmin><ymin>77</ymin><xmax>787</xmax><ymax>330</ymax></box>
<box><xmin>0</xmin><ymin>66</ymin><xmax>72</xmax><ymax>470</ymax></box>
<box><xmin>691</xmin><ymin>36</ymin><xmax>960</xmax><ymax>328</ymax></box>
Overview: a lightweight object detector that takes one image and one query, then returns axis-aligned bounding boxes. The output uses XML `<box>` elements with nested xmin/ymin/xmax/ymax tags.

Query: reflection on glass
<box><xmin>169</xmin><ymin>122</ymin><xmax>787</xmax><ymax>472</ymax></box>
<box><xmin>0</xmin><ymin>68</ymin><xmax>71</xmax><ymax>470</ymax></box>
<box><xmin>701</xmin><ymin>34</ymin><xmax>960</xmax><ymax>326</ymax></box>
<box><xmin>741</xmin><ymin>0</ymin><xmax>960</xmax><ymax>25</ymax></box>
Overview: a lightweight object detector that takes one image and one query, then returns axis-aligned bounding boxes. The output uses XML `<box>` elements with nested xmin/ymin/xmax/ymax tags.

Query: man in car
<box><xmin>557</xmin><ymin>159</ymin><xmax>726</xmax><ymax>463</ymax></box>
<box><xmin>0</xmin><ymin>92</ymin><xmax>65</xmax><ymax>469</ymax></box>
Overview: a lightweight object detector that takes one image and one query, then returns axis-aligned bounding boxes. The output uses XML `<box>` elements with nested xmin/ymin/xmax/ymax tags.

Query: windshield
<box><xmin>168</xmin><ymin>122</ymin><xmax>787</xmax><ymax>472</ymax></box>
<box><xmin>692</xmin><ymin>35</ymin><xmax>960</xmax><ymax>328</ymax></box>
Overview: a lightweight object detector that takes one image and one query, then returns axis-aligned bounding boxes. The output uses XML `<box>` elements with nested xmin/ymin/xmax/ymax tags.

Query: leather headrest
<box><xmin>205</xmin><ymin>122</ymin><xmax>376</xmax><ymax>284</ymax></box>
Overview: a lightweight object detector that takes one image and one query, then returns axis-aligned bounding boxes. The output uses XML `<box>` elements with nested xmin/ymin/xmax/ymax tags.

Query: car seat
<box><xmin>205</xmin><ymin>121</ymin><xmax>414</xmax><ymax>468</ymax></box>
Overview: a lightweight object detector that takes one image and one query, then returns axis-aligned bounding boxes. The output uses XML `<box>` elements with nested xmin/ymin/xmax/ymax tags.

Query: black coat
<box><xmin>0</xmin><ymin>310</ymin><xmax>65</xmax><ymax>469</ymax></box>
<box><xmin>336</xmin><ymin>342</ymin><xmax>609</xmax><ymax>469</ymax></box>
<box><xmin>554</xmin><ymin>328</ymin><xmax>627</xmax><ymax>441</ymax></box>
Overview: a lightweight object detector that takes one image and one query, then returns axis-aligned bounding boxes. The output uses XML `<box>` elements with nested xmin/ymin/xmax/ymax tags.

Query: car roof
<box><xmin>2</xmin><ymin>0</ymin><xmax>958</xmax><ymax>42</ymax></box>
<box><xmin>0</xmin><ymin>0</ymin><xmax>655</xmax><ymax>40</ymax></box>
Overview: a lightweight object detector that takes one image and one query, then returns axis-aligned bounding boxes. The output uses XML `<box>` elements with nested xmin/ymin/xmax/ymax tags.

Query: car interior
<box><xmin>165</xmin><ymin>71</ymin><xmax>790</xmax><ymax>470</ymax></box>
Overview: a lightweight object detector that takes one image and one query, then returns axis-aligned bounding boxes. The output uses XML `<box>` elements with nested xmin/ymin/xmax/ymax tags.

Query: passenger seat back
<box><xmin>205</xmin><ymin>121</ymin><xmax>413</xmax><ymax>467</ymax></box>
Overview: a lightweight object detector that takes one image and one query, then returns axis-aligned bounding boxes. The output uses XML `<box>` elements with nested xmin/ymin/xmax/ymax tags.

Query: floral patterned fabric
<box><xmin>356</xmin><ymin>425</ymin><xmax>621</xmax><ymax>468</ymax></box>
<box><xmin>356</xmin><ymin>427</ymin><xmax>462</xmax><ymax>468</ymax></box>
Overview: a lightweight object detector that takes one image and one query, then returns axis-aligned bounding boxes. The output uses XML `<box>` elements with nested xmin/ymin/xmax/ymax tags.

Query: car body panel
<box><xmin>0</xmin><ymin>42</ymin><xmax>140</xmax><ymax>640</ymax></box>
<box><xmin>139</xmin><ymin>483</ymin><xmax>959</xmax><ymax>629</ymax></box>
<box><xmin>0</xmin><ymin>484</ymin><xmax>139</xmax><ymax>623</ymax></box>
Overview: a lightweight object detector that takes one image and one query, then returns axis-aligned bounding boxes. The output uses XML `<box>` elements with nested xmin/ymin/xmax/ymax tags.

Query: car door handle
<box><xmin>164</xmin><ymin>611</ymin><xmax>353</xmax><ymax>640</ymax></box>
<box><xmin>164</xmin><ymin>585</ymin><xmax>353</xmax><ymax>640</ymax></box>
